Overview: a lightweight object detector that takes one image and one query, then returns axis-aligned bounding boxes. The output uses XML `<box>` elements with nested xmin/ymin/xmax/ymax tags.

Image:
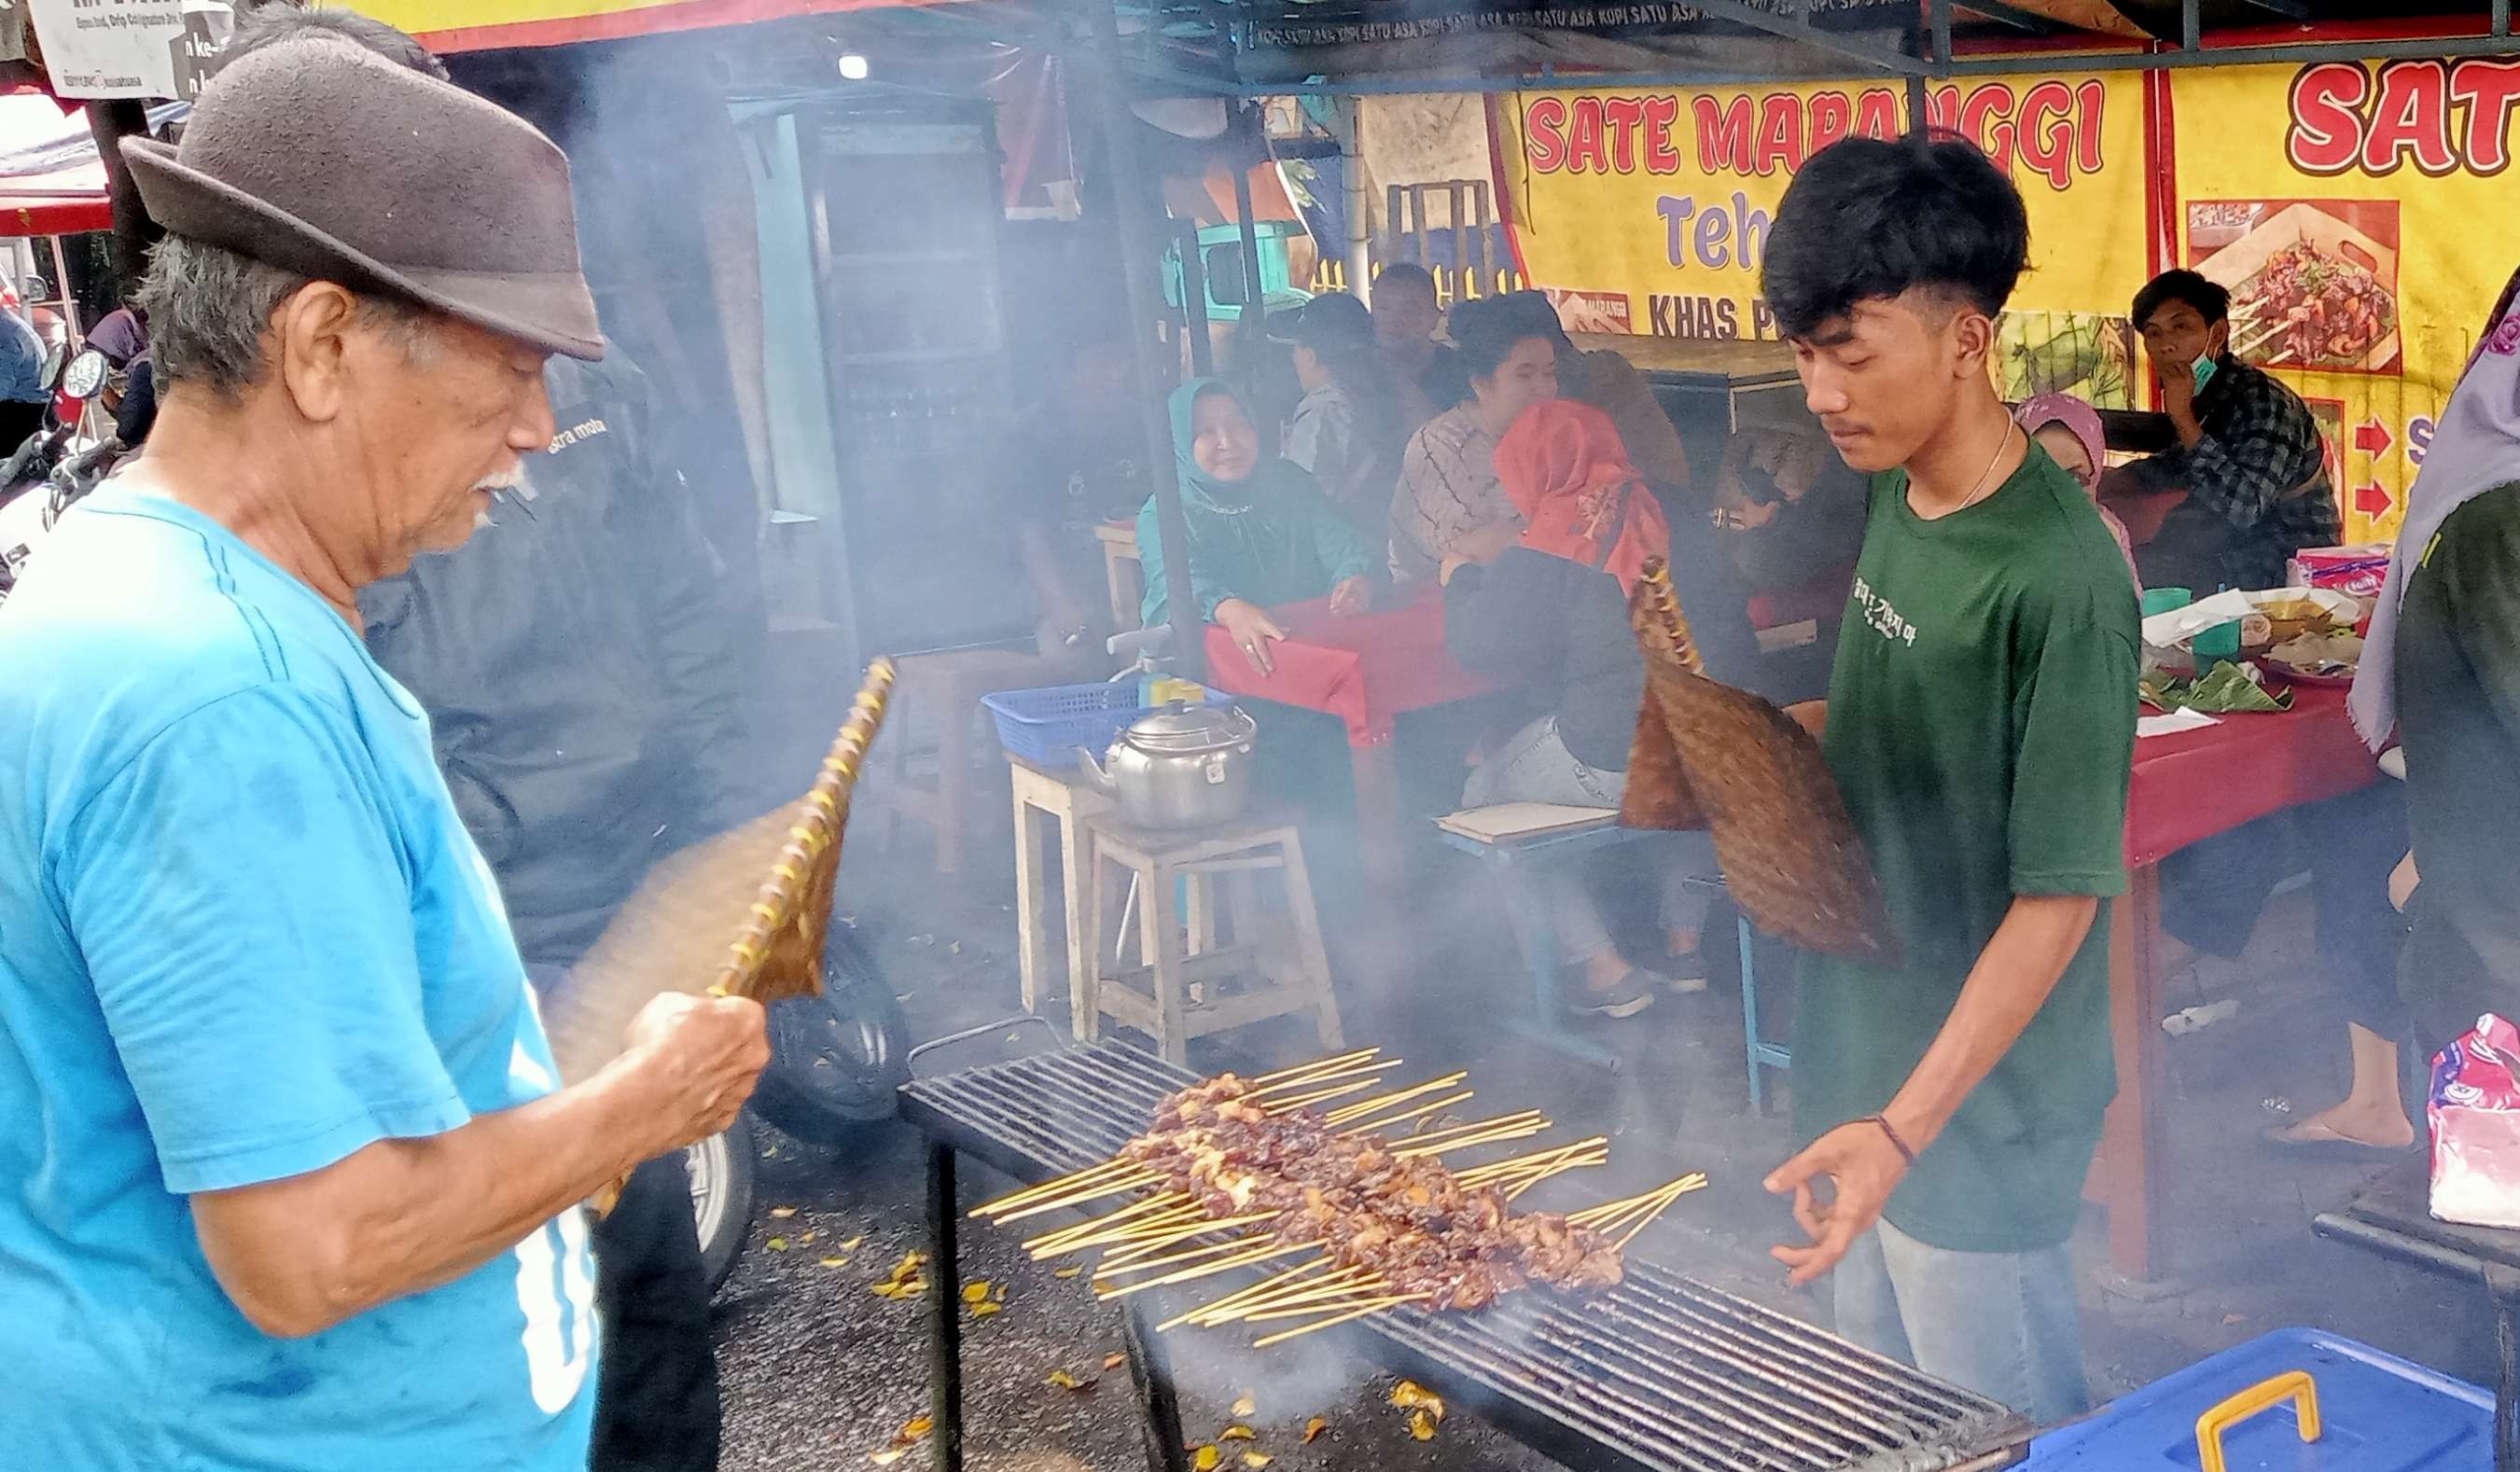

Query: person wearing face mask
<box><xmin>2117</xmin><ymin>270</ymin><xmax>2340</xmax><ymax>592</ymax></box>
<box><xmin>1371</xmin><ymin>262</ymin><xmax>1468</xmax><ymax>424</ymax></box>
<box><xmin>1389</xmin><ymin>298</ymin><xmax>1562</xmax><ymax>584</ymax></box>
<box><xmin>1755</xmin><ymin>137</ymin><xmax>2138</xmax><ymax>1423</ymax></box>
<box><xmin>2013</xmin><ymin>391</ymin><xmax>2137</xmax><ymax>583</ymax></box>
<box><xmin>1136</xmin><ymin>378</ymin><xmax>1376</xmax><ymax>674</ymax></box>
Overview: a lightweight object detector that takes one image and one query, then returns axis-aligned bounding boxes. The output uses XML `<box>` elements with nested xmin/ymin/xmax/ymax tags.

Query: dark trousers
<box><xmin>591</xmin><ymin>1150</ymin><xmax>721</xmax><ymax>1471</ymax></box>
<box><xmin>2161</xmin><ymin>782</ymin><xmax>2409</xmax><ymax>1033</ymax></box>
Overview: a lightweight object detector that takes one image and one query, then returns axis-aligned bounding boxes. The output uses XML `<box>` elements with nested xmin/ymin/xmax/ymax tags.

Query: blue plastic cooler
<box><xmin>2023</xmin><ymin>1327</ymin><xmax>2492</xmax><ymax>1469</ymax></box>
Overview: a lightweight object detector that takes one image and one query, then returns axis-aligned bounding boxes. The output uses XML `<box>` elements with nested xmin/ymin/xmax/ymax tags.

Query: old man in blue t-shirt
<box><xmin>0</xmin><ymin>35</ymin><xmax>768</xmax><ymax>1472</ymax></box>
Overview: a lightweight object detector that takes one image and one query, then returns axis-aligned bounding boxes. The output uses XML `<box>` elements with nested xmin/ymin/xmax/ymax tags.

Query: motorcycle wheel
<box><xmin>685</xmin><ymin>1114</ymin><xmax>757</xmax><ymax>1296</ymax></box>
<box><xmin>748</xmin><ymin>929</ymin><xmax>911</xmax><ymax>1146</ymax></box>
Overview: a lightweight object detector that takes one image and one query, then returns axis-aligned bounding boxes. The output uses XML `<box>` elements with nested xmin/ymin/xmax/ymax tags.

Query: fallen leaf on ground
<box><xmin>1046</xmin><ymin>1368</ymin><xmax>1093</xmax><ymax>1391</ymax></box>
<box><xmin>1105</xmin><ymin>1353</ymin><xmax>1128</xmax><ymax>1371</ymax></box>
<box><xmin>1303</xmin><ymin>1417</ymin><xmax>1327</xmax><ymax>1443</ymax></box>
<box><xmin>819</xmin><ymin>1257</ymin><xmax>850</xmax><ymax>1269</ymax></box>
<box><xmin>1231</xmin><ymin>1394</ymin><xmax>1257</xmax><ymax>1419</ymax></box>
<box><xmin>1219</xmin><ymin>1425</ymin><xmax>1255</xmax><ymax>1441</ymax></box>
<box><xmin>769</xmin><ymin>1206</ymin><xmax>798</xmax><ymax>1219</ymax></box>
<box><xmin>963</xmin><ymin>1282</ymin><xmax>992</xmax><ymax>1305</ymax></box>
<box><xmin>1191</xmin><ymin>1447</ymin><xmax>1220</xmax><ymax>1472</ymax></box>
<box><xmin>1409</xmin><ymin>1409</ymin><xmax>1438</xmax><ymax>1442</ymax></box>
<box><xmin>899</xmin><ymin>1417</ymin><xmax>932</xmax><ymax>1440</ymax></box>
<box><xmin>841</xmin><ymin>1236</ymin><xmax>866</xmax><ymax>1251</ymax></box>
<box><xmin>800</xmin><ymin>1229</ymin><xmax>817</xmax><ymax>1244</ymax></box>
<box><xmin>1053</xmin><ymin>1266</ymin><xmax>1083</xmax><ymax>1280</ymax></box>
<box><xmin>1243</xmin><ymin>1455</ymin><xmax>1272</xmax><ymax>1469</ymax></box>
<box><xmin>1390</xmin><ymin>1382</ymin><xmax>1445</xmax><ymax>1423</ymax></box>
<box><xmin>766</xmin><ymin>1237</ymin><xmax>790</xmax><ymax>1252</ymax></box>
<box><xmin>972</xmin><ymin>1302</ymin><xmax>1004</xmax><ymax>1319</ymax></box>
<box><xmin>869</xmin><ymin>1451</ymin><xmax>907</xmax><ymax>1466</ymax></box>
<box><xmin>2222</xmin><ymin>1313</ymin><xmax>2248</xmax><ymax>1326</ymax></box>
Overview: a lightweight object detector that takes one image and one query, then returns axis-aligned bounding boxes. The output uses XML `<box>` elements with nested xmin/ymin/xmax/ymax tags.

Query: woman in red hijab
<box><xmin>1442</xmin><ymin>400</ymin><xmax>1717</xmax><ymax>1019</ymax></box>
<box><xmin>1492</xmin><ymin>398</ymin><xmax>1673</xmax><ymax>594</ymax></box>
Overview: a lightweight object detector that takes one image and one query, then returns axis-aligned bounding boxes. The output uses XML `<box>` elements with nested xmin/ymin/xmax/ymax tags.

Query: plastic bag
<box><xmin>2430</xmin><ymin>1013</ymin><xmax>2520</xmax><ymax>1228</ymax></box>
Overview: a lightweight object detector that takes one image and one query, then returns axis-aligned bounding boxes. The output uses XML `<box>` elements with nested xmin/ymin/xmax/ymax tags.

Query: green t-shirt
<box><xmin>1793</xmin><ymin>446</ymin><xmax>2140</xmax><ymax>1253</ymax></box>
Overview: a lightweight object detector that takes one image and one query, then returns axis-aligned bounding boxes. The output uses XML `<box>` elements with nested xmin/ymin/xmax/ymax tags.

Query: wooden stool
<box><xmin>885</xmin><ymin>646</ymin><xmax>1068</xmax><ymax>875</ymax></box>
<box><xmin>1079</xmin><ymin>813</ymin><xmax>1344</xmax><ymax>1063</ymax></box>
<box><xmin>1006</xmin><ymin>755</ymin><xmax>1112</xmax><ymax>1025</ymax></box>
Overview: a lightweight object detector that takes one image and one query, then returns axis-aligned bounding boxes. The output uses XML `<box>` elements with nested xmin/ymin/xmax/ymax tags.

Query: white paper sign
<box><xmin>28</xmin><ymin>0</ymin><xmax>187</xmax><ymax>100</ymax></box>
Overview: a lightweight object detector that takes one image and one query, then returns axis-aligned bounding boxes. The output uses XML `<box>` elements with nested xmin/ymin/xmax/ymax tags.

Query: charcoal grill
<box><xmin>899</xmin><ymin>1037</ymin><xmax>2035</xmax><ymax>1472</ymax></box>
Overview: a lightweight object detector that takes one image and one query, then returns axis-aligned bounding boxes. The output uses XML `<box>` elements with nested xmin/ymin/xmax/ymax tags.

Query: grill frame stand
<box><xmin>900</xmin><ymin>1040</ymin><xmax>2037</xmax><ymax>1472</ymax></box>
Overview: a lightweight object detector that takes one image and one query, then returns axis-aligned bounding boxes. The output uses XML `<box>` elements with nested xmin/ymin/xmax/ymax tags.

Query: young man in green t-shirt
<box><xmin>1754</xmin><ymin>137</ymin><xmax>2140</xmax><ymax>1422</ymax></box>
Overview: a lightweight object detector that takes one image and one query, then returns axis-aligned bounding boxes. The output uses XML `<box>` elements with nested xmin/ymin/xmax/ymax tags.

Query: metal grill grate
<box><xmin>900</xmin><ymin>1042</ymin><xmax>2034</xmax><ymax>1472</ymax></box>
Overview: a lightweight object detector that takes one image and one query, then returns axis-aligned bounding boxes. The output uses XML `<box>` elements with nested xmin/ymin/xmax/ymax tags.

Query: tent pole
<box><xmin>1083</xmin><ymin>0</ymin><xmax>1204</xmax><ymax>678</ymax></box>
<box><xmin>1344</xmin><ymin>98</ymin><xmax>1370</xmax><ymax>303</ymax></box>
<box><xmin>1231</xmin><ymin>133</ymin><xmax>1266</xmax><ymax>313</ymax></box>
<box><xmin>83</xmin><ymin>101</ymin><xmax>159</xmax><ymax>291</ymax></box>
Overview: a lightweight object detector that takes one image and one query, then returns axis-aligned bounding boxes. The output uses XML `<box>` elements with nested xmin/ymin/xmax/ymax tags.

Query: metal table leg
<box><xmin>2490</xmin><ymin>1262</ymin><xmax>2520</xmax><ymax>1472</ymax></box>
<box><xmin>1121</xmin><ymin>1298</ymin><xmax>1192</xmax><ymax>1472</ymax></box>
<box><xmin>926</xmin><ymin>1141</ymin><xmax>964</xmax><ymax>1472</ymax></box>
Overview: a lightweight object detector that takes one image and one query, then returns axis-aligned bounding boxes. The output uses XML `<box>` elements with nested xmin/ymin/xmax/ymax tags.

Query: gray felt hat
<box><xmin>120</xmin><ymin>36</ymin><xmax>602</xmax><ymax>361</ymax></box>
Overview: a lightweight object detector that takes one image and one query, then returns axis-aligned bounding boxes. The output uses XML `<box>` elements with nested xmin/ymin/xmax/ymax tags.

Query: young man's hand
<box><xmin>1763</xmin><ymin>1119</ymin><xmax>1912</xmax><ymax>1285</ymax></box>
<box><xmin>2155</xmin><ymin>358</ymin><xmax>2205</xmax><ymax>448</ymax></box>
<box><xmin>1328</xmin><ymin>576</ymin><xmax>1373</xmax><ymax>616</ymax></box>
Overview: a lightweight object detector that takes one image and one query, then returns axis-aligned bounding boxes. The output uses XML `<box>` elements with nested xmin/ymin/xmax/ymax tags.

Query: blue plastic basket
<box><xmin>980</xmin><ymin>682</ymin><xmax>1227</xmax><ymax>769</ymax></box>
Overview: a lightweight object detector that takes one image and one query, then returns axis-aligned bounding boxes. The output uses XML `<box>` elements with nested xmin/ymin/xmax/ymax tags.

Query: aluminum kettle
<box><xmin>1077</xmin><ymin>702</ymin><xmax>1258</xmax><ymax>829</ymax></box>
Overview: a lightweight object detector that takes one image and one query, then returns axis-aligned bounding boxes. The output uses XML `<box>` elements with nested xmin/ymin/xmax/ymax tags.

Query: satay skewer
<box><xmin>1322</xmin><ymin>1073</ymin><xmax>1472</xmax><ymax>1127</ymax></box>
<box><xmin>985</xmin><ymin>1170</ymin><xmax>1163</xmax><ymax>1224</ymax></box>
<box><xmin>1211</xmin><ymin>1270</ymin><xmax>1390</xmax><ymax>1318</ymax></box>
<box><xmin>1022</xmin><ymin>1192</ymin><xmax>1194</xmax><ymax>1253</ymax></box>
<box><xmin>1334</xmin><ymin>1090</ymin><xmax>1473</xmax><ymax>1136</ymax></box>
<box><xmin>1095</xmin><ymin>1212</ymin><xmax>1279</xmax><ymax>1266</ymax></box>
<box><xmin>1252</xmin><ymin>1295</ymin><xmax>1433</xmax><ymax>1348</ymax></box>
<box><xmin>1250</xmin><ymin>1048</ymin><xmax>1388</xmax><ymax>1090</ymax></box>
<box><xmin>1242</xmin><ymin>1289</ymin><xmax>1419</xmax><ymax>1323</ymax></box>
<box><xmin>1392</xmin><ymin>1113</ymin><xmax>1552</xmax><ymax>1157</ymax></box>
<box><xmin>1165</xmin><ymin>1260</ymin><xmax>1333</xmax><ymax>1325</ymax></box>
<box><xmin>1381</xmin><ymin>1110</ymin><xmax>1549</xmax><ymax>1152</ymax></box>
<box><xmin>1455</xmin><ymin>1137</ymin><xmax>1611</xmax><ymax>1186</ymax></box>
<box><xmin>973</xmin><ymin>1159</ymin><xmax>1142</xmax><ymax>1217</ymax></box>
<box><xmin>1260</xmin><ymin>1077</ymin><xmax>1384</xmax><ymax>1113</ymax></box>
<box><xmin>1099</xmin><ymin>1241</ymin><xmax>1319</xmax><ymax>1309</ymax></box>
<box><xmin>1094</xmin><ymin>1233</ymin><xmax>1277</xmax><ymax>1281</ymax></box>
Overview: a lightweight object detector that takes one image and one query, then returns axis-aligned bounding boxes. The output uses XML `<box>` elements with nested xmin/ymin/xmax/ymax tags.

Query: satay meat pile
<box><xmin>1122</xmin><ymin>1074</ymin><xmax>1622</xmax><ymax>1311</ymax></box>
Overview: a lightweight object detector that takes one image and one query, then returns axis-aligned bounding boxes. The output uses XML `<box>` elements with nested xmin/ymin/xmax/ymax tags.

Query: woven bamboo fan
<box><xmin>543</xmin><ymin>659</ymin><xmax>898</xmax><ymax>1096</ymax></box>
<box><xmin>1622</xmin><ymin>562</ymin><xmax>1900</xmax><ymax>965</ymax></box>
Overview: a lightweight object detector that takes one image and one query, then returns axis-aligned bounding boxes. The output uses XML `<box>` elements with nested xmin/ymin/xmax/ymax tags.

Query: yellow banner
<box><xmin>2168</xmin><ymin>61</ymin><xmax>2520</xmax><ymax>542</ymax></box>
<box><xmin>1494</xmin><ymin>76</ymin><xmax>2153</xmax><ymax>408</ymax></box>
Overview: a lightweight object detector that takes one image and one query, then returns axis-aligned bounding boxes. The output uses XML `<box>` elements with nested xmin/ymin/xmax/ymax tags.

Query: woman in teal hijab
<box><xmin>1138</xmin><ymin>378</ymin><xmax>1376</xmax><ymax>673</ymax></box>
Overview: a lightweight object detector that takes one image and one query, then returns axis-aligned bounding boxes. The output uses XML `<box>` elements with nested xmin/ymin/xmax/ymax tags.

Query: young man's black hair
<box><xmin>1452</xmin><ymin>296</ymin><xmax>1559</xmax><ymax>382</ymax></box>
<box><xmin>2131</xmin><ymin>269</ymin><xmax>2230</xmax><ymax>331</ymax></box>
<box><xmin>1762</xmin><ymin>136</ymin><xmax>2029</xmax><ymax>341</ymax></box>
<box><xmin>1373</xmin><ymin>260</ymin><xmax>1439</xmax><ymax>297</ymax></box>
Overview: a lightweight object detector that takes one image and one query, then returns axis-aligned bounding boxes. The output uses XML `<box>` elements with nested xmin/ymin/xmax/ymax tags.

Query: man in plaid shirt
<box><xmin>2119</xmin><ymin>270</ymin><xmax>2342</xmax><ymax>591</ymax></box>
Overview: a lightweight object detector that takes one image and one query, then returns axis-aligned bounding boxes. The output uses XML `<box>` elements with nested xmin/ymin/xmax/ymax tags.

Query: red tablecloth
<box><xmin>2123</xmin><ymin>684</ymin><xmax>2380</xmax><ymax>867</ymax></box>
<box><xmin>1200</xmin><ymin>590</ymin><xmax>1497</xmax><ymax>746</ymax></box>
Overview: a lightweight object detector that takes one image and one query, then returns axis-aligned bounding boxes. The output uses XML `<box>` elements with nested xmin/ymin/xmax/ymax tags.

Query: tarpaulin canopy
<box><xmin>349</xmin><ymin>0</ymin><xmax>968</xmax><ymax>54</ymax></box>
<box><xmin>0</xmin><ymin>91</ymin><xmax>118</xmax><ymax>238</ymax></box>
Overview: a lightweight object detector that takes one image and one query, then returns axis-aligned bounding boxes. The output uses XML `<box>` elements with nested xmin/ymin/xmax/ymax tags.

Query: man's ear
<box><xmin>2207</xmin><ymin>317</ymin><xmax>2232</xmax><ymax>360</ymax></box>
<box><xmin>271</xmin><ymin>282</ymin><xmax>360</xmax><ymax>424</ymax></box>
<box><xmin>1950</xmin><ymin>309</ymin><xmax>1998</xmax><ymax>377</ymax></box>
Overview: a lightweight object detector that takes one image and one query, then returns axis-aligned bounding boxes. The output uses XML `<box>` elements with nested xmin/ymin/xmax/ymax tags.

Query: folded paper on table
<box><xmin>1437</xmin><ymin>802</ymin><xmax>1619</xmax><ymax>843</ymax></box>
<box><xmin>2137</xmin><ymin>707</ymin><xmax>2222</xmax><ymax>738</ymax></box>
<box><xmin>1621</xmin><ymin>560</ymin><xmax>1899</xmax><ymax>964</ymax></box>
<box><xmin>2139</xmin><ymin>586</ymin><xmax>2360</xmax><ymax>647</ymax></box>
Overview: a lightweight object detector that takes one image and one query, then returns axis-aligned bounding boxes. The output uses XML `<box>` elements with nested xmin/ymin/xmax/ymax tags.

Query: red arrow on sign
<box><xmin>2354</xmin><ymin>419</ymin><xmax>2393</xmax><ymax>458</ymax></box>
<box><xmin>2354</xmin><ymin>479</ymin><xmax>2395</xmax><ymax>518</ymax></box>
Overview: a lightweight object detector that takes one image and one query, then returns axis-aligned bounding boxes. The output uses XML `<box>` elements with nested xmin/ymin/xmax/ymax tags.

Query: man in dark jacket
<box><xmin>362</xmin><ymin>342</ymin><xmax>759</xmax><ymax>1471</ymax></box>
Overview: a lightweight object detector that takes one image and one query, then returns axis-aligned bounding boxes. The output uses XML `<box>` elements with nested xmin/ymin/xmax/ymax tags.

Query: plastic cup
<box><xmin>2141</xmin><ymin>587</ymin><xmax>2193</xmax><ymax>618</ymax></box>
